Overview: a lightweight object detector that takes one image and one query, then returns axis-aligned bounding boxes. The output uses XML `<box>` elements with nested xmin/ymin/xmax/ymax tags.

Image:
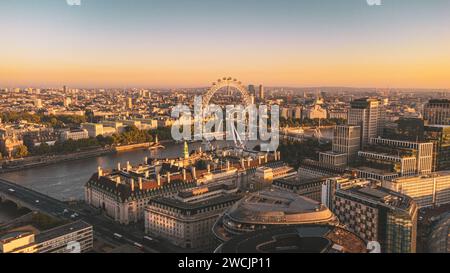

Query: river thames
<box><xmin>0</xmin><ymin>141</ymin><xmax>247</xmax><ymax>201</ymax></box>
<box><xmin>0</xmin><ymin>128</ymin><xmax>332</xmax><ymax>202</ymax></box>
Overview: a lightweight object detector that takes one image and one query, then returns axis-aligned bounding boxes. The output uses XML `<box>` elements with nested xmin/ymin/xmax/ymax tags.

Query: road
<box><xmin>0</xmin><ymin>178</ymin><xmax>170</xmax><ymax>253</ymax></box>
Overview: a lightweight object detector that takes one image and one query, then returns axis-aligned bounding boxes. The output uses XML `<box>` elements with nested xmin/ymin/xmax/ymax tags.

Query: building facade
<box><xmin>424</xmin><ymin>99</ymin><xmax>450</xmax><ymax>125</ymax></box>
<box><xmin>60</xmin><ymin>129</ymin><xmax>89</xmax><ymax>141</ymax></box>
<box><xmin>322</xmin><ymin>177</ymin><xmax>418</xmax><ymax>253</ymax></box>
<box><xmin>382</xmin><ymin>171</ymin><xmax>450</xmax><ymax>208</ymax></box>
<box><xmin>0</xmin><ymin>221</ymin><xmax>93</xmax><ymax>253</ymax></box>
<box><xmin>144</xmin><ymin>182</ymin><xmax>242</xmax><ymax>250</ymax></box>
<box><xmin>425</xmin><ymin>125</ymin><xmax>450</xmax><ymax>171</ymax></box>
<box><xmin>357</xmin><ymin>138</ymin><xmax>434</xmax><ymax>179</ymax></box>
<box><xmin>348</xmin><ymin>98</ymin><xmax>384</xmax><ymax>147</ymax></box>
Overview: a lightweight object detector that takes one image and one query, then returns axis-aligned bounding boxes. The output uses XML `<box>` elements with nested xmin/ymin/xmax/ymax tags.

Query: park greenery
<box><xmin>29</xmin><ymin>126</ymin><xmax>173</xmax><ymax>156</ymax></box>
<box><xmin>280</xmin><ymin>117</ymin><xmax>346</xmax><ymax>128</ymax></box>
<box><xmin>278</xmin><ymin>139</ymin><xmax>332</xmax><ymax>168</ymax></box>
<box><xmin>1</xmin><ymin>112</ymin><xmax>87</xmax><ymax>128</ymax></box>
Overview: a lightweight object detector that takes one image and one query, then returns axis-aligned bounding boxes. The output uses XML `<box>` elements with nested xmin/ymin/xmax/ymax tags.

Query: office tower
<box><xmin>258</xmin><ymin>84</ymin><xmax>265</xmax><ymax>100</ymax></box>
<box><xmin>63</xmin><ymin>85</ymin><xmax>68</xmax><ymax>93</ymax></box>
<box><xmin>319</xmin><ymin>125</ymin><xmax>361</xmax><ymax>167</ymax></box>
<box><xmin>126</xmin><ymin>97</ymin><xmax>133</xmax><ymax>109</ymax></box>
<box><xmin>383</xmin><ymin>171</ymin><xmax>450</xmax><ymax>208</ymax></box>
<box><xmin>396</xmin><ymin>118</ymin><xmax>426</xmax><ymax>141</ymax></box>
<box><xmin>423</xmin><ymin>99</ymin><xmax>450</xmax><ymax>125</ymax></box>
<box><xmin>357</xmin><ymin>138</ymin><xmax>434</xmax><ymax>179</ymax></box>
<box><xmin>323</xmin><ymin>178</ymin><xmax>418</xmax><ymax>253</ymax></box>
<box><xmin>428</xmin><ymin>212</ymin><xmax>450</xmax><ymax>253</ymax></box>
<box><xmin>332</xmin><ymin>125</ymin><xmax>361</xmax><ymax>163</ymax></box>
<box><xmin>425</xmin><ymin>125</ymin><xmax>450</xmax><ymax>171</ymax></box>
<box><xmin>248</xmin><ymin>85</ymin><xmax>256</xmax><ymax>98</ymax></box>
<box><xmin>348</xmin><ymin>98</ymin><xmax>383</xmax><ymax>147</ymax></box>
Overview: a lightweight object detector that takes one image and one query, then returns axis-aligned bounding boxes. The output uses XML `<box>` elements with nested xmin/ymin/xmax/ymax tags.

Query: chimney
<box><xmin>278</xmin><ymin>151</ymin><xmax>281</xmax><ymax>161</ymax></box>
<box><xmin>241</xmin><ymin>159</ymin><xmax>245</xmax><ymax>169</ymax></box>
<box><xmin>265</xmin><ymin>154</ymin><xmax>268</xmax><ymax>163</ymax></box>
<box><xmin>191</xmin><ymin>167</ymin><xmax>197</xmax><ymax>179</ymax></box>
<box><xmin>116</xmin><ymin>177</ymin><xmax>121</xmax><ymax>186</ymax></box>
<box><xmin>130</xmin><ymin>178</ymin><xmax>135</xmax><ymax>192</ymax></box>
<box><xmin>207</xmin><ymin>164</ymin><xmax>211</xmax><ymax>173</ymax></box>
<box><xmin>144</xmin><ymin>157</ymin><xmax>148</xmax><ymax>165</ymax></box>
<box><xmin>126</xmin><ymin>161</ymin><xmax>131</xmax><ymax>171</ymax></box>
<box><xmin>97</xmin><ymin>166</ymin><xmax>103</xmax><ymax>178</ymax></box>
<box><xmin>157</xmin><ymin>174</ymin><xmax>161</xmax><ymax>186</ymax></box>
<box><xmin>227</xmin><ymin>161</ymin><xmax>230</xmax><ymax>171</ymax></box>
<box><xmin>167</xmin><ymin>172</ymin><xmax>171</xmax><ymax>183</ymax></box>
<box><xmin>248</xmin><ymin>158</ymin><xmax>251</xmax><ymax>167</ymax></box>
<box><xmin>117</xmin><ymin>162</ymin><xmax>121</xmax><ymax>171</ymax></box>
<box><xmin>138</xmin><ymin>177</ymin><xmax>143</xmax><ymax>190</ymax></box>
<box><xmin>258</xmin><ymin>156</ymin><xmax>262</xmax><ymax>165</ymax></box>
<box><xmin>182</xmin><ymin>169</ymin><xmax>187</xmax><ymax>181</ymax></box>
<box><xmin>274</xmin><ymin>152</ymin><xmax>278</xmax><ymax>161</ymax></box>
<box><xmin>145</xmin><ymin>170</ymin><xmax>149</xmax><ymax>178</ymax></box>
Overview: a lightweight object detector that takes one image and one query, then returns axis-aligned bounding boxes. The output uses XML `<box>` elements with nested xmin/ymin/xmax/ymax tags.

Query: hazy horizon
<box><xmin>1</xmin><ymin>0</ymin><xmax>450</xmax><ymax>89</ymax></box>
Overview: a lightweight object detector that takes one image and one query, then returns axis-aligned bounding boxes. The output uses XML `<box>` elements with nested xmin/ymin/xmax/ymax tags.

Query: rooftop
<box><xmin>216</xmin><ymin>225</ymin><xmax>367</xmax><ymax>253</ymax></box>
<box><xmin>35</xmin><ymin>220</ymin><xmax>92</xmax><ymax>243</ymax></box>
<box><xmin>223</xmin><ymin>188</ymin><xmax>336</xmax><ymax>225</ymax></box>
<box><xmin>344</xmin><ymin>185</ymin><xmax>414</xmax><ymax>211</ymax></box>
<box><xmin>149</xmin><ymin>194</ymin><xmax>243</xmax><ymax>213</ymax></box>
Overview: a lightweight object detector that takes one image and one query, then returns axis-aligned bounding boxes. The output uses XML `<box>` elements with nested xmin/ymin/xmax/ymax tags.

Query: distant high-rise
<box><xmin>63</xmin><ymin>85</ymin><xmax>68</xmax><ymax>93</ymax></box>
<box><xmin>126</xmin><ymin>97</ymin><xmax>133</xmax><ymax>109</ymax></box>
<box><xmin>423</xmin><ymin>99</ymin><xmax>450</xmax><ymax>125</ymax></box>
<box><xmin>63</xmin><ymin>97</ymin><xmax>72</xmax><ymax>108</ymax></box>
<box><xmin>258</xmin><ymin>85</ymin><xmax>265</xmax><ymax>100</ymax></box>
<box><xmin>348</xmin><ymin>98</ymin><xmax>384</xmax><ymax>147</ymax></box>
<box><xmin>319</xmin><ymin>125</ymin><xmax>361</xmax><ymax>167</ymax></box>
<box><xmin>332</xmin><ymin>125</ymin><xmax>361</xmax><ymax>163</ymax></box>
<box><xmin>34</xmin><ymin>99</ymin><xmax>43</xmax><ymax>108</ymax></box>
<box><xmin>248</xmin><ymin>85</ymin><xmax>256</xmax><ymax>98</ymax></box>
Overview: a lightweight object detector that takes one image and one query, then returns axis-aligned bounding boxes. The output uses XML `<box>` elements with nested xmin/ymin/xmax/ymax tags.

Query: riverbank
<box><xmin>114</xmin><ymin>142</ymin><xmax>165</xmax><ymax>152</ymax></box>
<box><xmin>0</xmin><ymin>141</ymin><xmax>172</xmax><ymax>173</ymax></box>
<box><xmin>0</xmin><ymin>148</ymin><xmax>114</xmax><ymax>173</ymax></box>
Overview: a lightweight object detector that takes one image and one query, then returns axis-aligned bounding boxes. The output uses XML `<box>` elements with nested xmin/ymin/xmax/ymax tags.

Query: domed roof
<box><xmin>224</xmin><ymin>189</ymin><xmax>336</xmax><ymax>225</ymax></box>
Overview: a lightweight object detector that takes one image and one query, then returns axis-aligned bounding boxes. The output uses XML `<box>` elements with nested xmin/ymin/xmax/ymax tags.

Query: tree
<box><xmin>15</xmin><ymin>145</ymin><xmax>29</xmax><ymax>158</ymax></box>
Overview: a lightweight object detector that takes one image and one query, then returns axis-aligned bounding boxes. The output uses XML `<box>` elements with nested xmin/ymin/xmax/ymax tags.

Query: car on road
<box><xmin>113</xmin><ymin>233</ymin><xmax>123</xmax><ymax>239</ymax></box>
<box><xmin>144</xmin><ymin>236</ymin><xmax>154</xmax><ymax>241</ymax></box>
<box><xmin>70</xmin><ymin>213</ymin><xmax>79</xmax><ymax>218</ymax></box>
<box><xmin>35</xmin><ymin>200</ymin><xmax>40</xmax><ymax>203</ymax></box>
<box><xmin>8</xmin><ymin>188</ymin><xmax>15</xmax><ymax>192</ymax></box>
<box><xmin>63</xmin><ymin>209</ymin><xmax>69</xmax><ymax>214</ymax></box>
<box><xmin>133</xmin><ymin>242</ymin><xmax>144</xmax><ymax>249</ymax></box>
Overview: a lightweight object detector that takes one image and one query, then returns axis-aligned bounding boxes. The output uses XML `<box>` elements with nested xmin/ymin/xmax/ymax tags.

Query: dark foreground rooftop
<box><xmin>215</xmin><ymin>225</ymin><xmax>367</xmax><ymax>254</ymax></box>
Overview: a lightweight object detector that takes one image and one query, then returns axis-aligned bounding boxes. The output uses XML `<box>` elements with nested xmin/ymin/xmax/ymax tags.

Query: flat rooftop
<box><xmin>35</xmin><ymin>220</ymin><xmax>92</xmax><ymax>243</ymax></box>
<box><xmin>149</xmin><ymin>194</ymin><xmax>243</xmax><ymax>212</ymax></box>
<box><xmin>217</xmin><ymin>225</ymin><xmax>367</xmax><ymax>253</ymax></box>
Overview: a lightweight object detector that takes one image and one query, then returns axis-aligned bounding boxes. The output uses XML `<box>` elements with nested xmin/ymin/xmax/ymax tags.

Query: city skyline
<box><xmin>1</xmin><ymin>0</ymin><xmax>450</xmax><ymax>89</ymax></box>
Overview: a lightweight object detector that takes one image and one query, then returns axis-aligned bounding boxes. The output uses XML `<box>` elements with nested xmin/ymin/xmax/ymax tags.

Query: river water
<box><xmin>0</xmin><ymin>128</ymin><xmax>332</xmax><ymax>202</ymax></box>
<box><xmin>0</xmin><ymin>141</ymin><xmax>246</xmax><ymax>201</ymax></box>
